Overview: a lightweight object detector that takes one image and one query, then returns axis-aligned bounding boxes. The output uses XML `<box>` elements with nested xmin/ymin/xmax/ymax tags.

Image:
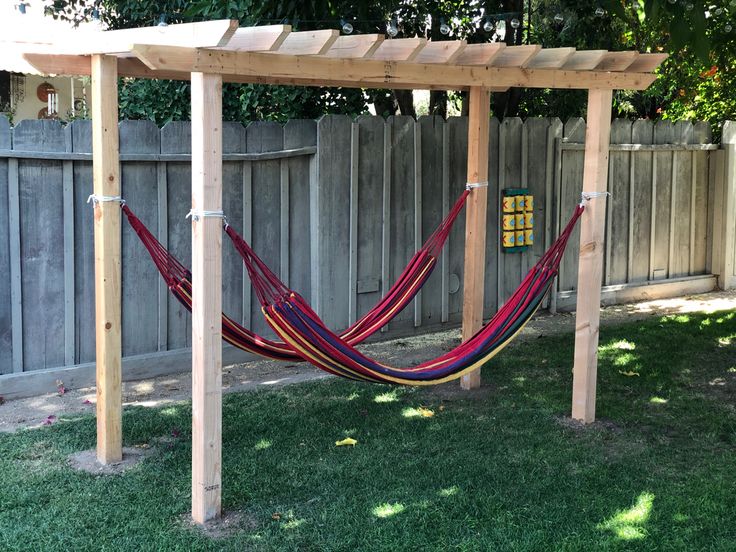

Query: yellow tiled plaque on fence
<box><xmin>501</xmin><ymin>188</ymin><xmax>534</xmax><ymax>253</ymax></box>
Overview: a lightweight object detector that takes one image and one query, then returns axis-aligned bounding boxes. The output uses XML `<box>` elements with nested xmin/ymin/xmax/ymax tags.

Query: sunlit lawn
<box><xmin>0</xmin><ymin>311</ymin><xmax>734</xmax><ymax>551</ymax></box>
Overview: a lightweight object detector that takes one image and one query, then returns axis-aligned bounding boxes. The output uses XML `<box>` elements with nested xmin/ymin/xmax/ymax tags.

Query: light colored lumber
<box><xmin>571</xmin><ymin>88</ymin><xmax>613</xmax><ymax>424</ymax></box>
<box><xmin>371</xmin><ymin>38</ymin><xmax>428</xmax><ymax>62</ymax></box>
<box><xmin>190</xmin><ymin>72</ymin><xmax>223</xmax><ymax>524</ymax></box>
<box><xmin>275</xmin><ymin>29</ymin><xmax>338</xmax><ymax>56</ymax></box>
<box><xmin>324</xmin><ymin>35</ymin><xmax>384</xmax><ymax>58</ymax></box>
<box><xmin>413</xmin><ymin>40</ymin><xmax>467</xmax><ymax>64</ymax></box>
<box><xmin>525</xmin><ymin>47</ymin><xmax>576</xmax><ymax>69</ymax></box>
<box><xmin>128</xmin><ymin>45</ymin><xmax>660</xmax><ymax>91</ymax></box>
<box><xmin>460</xmin><ymin>86</ymin><xmax>491</xmax><ymax>391</ymax></box>
<box><xmin>454</xmin><ymin>43</ymin><xmax>505</xmax><ymax>66</ymax></box>
<box><xmin>562</xmin><ymin>50</ymin><xmax>607</xmax><ymax>70</ymax></box>
<box><xmin>596</xmin><ymin>51</ymin><xmax>639</xmax><ymax>71</ymax></box>
<box><xmin>91</xmin><ymin>55</ymin><xmax>122</xmax><ymax>465</ymax></box>
<box><xmin>625</xmin><ymin>53</ymin><xmax>668</xmax><ymax>73</ymax></box>
<box><xmin>60</xmin><ymin>20</ymin><xmax>238</xmax><ymax>55</ymax></box>
<box><xmin>491</xmin><ymin>45</ymin><xmax>542</xmax><ymax>67</ymax></box>
<box><xmin>219</xmin><ymin>24</ymin><xmax>291</xmax><ymax>52</ymax></box>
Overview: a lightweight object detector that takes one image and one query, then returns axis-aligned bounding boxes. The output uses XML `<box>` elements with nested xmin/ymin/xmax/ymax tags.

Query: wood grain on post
<box><xmin>190</xmin><ymin>72</ymin><xmax>223</xmax><ymax>524</ymax></box>
<box><xmin>460</xmin><ymin>86</ymin><xmax>491</xmax><ymax>390</ymax></box>
<box><xmin>91</xmin><ymin>54</ymin><xmax>122</xmax><ymax>464</ymax></box>
<box><xmin>571</xmin><ymin>88</ymin><xmax>613</xmax><ymax>423</ymax></box>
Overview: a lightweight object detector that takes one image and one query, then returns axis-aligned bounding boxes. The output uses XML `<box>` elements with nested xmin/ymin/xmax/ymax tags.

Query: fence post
<box><xmin>714</xmin><ymin>122</ymin><xmax>736</xmax><ymax>289</ymax></box>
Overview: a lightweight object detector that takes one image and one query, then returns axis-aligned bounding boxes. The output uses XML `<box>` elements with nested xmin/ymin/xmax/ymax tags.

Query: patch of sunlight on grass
<box><xmin>673</xmin><ymin>513</ymin><xmax>689</xmax><ymax>523</ymax></box>
<box><xmin>513</xmin><ymin>376</ymin><xmax>527</xmax><ymax>384</ymax></box>
<box><xmin>649</xmin><ymin>397</ymin><xmax>668</xmax><ymax>404</ymax></box>
<box><xmin>402</xmin><ymin>407</ymin><xmax>434</xmax><ymax>418</ymax></box>
<box><xmin>160</xmin><ymin>407</ymin><xmax>179</xmax><ymax>417</ymax></box>
<box><xmin>613</xmin><ymin>353</ymin><xmax>637</xmax><ymax>367</ymax></box>
<box><xmin>700</xmin><ymin>318</ymin><xmax>712</xmax><ymax>328</ymax></box>
<box><xmin>728</xmin><ymin>367</ymin><xmax>736</xmax><ymax>373</ymax></box>
<box><xmin>598</xmin><ymin>492</ymin><xmax>654</xmax><ymax>541</ymax></box>
<box><xmin>254</xmin><ymin>439</ymin><xmax>272</xmax><ymax>450</ymax></box>
<box><xmin>717</xmin><ymin>336</ymin><xmax>733</xmax><ymax>346</ymax></box>
<box><xmin>665</xmin><ymin>314</ymin><xmax>691</xmax><ymax>324</ymax></box>
<box><xmin>346</xmin><ymin>392</ymin><xmax>360</xmax><ymax>401</ymax></box>
<box><xmin>600</xmin><ymin>339</ymin><xmax>636</xmax><ymax>355</ymax></box>
<box><xmin>282</xmin><ymin>519</ymin><xmax>306</xmax><ymax>530</ymax></box>
<box><xmin>438</xmin><ymin>486</ymin><xmax>459</xmax><ymax>497</ymax></box>
<box><xmin>372</xmin><ymin>503</ymin><xmax>405</xmax><ymax>518</ymax></box>
<box><xmin>716</xmin><ymin>313</ymin><xmax>735</xmax><ymax>324</ymax></box>
<box><xmin>709</xmin><ymin>377</ymin><xmax>726</xmax><ymax>386</ymax></box>
<box><xmin>374</xmin><ymin>391</ymin><xmax>399</xmax><ymax>403</ymax></box>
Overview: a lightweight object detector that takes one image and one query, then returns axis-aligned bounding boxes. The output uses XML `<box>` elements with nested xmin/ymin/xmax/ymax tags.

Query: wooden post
<box><xmin>714</xmin><ymin>123</ymin><xmax>736</xmax><ymax>290</ymax></box>
<box><xmin>91</xmin><ymin>55</ymin><xmax>122</xmax><ymax>465</ymax></box>
<box><xmin>190</xmin><ymin>72</ymin><xmax>223</xmax><ymax>524</ymax></box>
<box><xmin>571</xmin><ymin>88</ymin><xmax>613</xmax><ymax>423</ymax></box>
<box><xmin>460</xmin><ymin>86</ymin><xmax>491</xmax><ymax>390</ymax></box>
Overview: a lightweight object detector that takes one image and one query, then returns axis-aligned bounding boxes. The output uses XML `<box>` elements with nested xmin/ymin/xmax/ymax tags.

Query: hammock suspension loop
<box><xmin>579</xmin><ymin>191</ymin><xmax>611</xmax><ymax>206</ymax></box>
<box><xmin>186</xmin><ymin>209</ymin><xmax>228</xmax><ymax>226</ymax></box>
<box><xmin>87</xmin><ymin>194</ymin><xmax>126</xmax><ymax>207</ymax></box>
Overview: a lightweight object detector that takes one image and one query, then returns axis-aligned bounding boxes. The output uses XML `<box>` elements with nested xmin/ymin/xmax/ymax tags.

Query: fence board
<box><xmin>388</xmin><ymin>116</ymin><xmax>417</xmax><ymax>331</ymax></box>
<box><xmin>284</xmin><ymin>120</ymin><xmax>317</xmax><ymax>304</ymax></box>
<box><xmin>161</xmin><ymin>121</ymin><xmax>192</xmax><ymax>349</ymax></box>
<box><xmin>313</xmin><ymin>115</ymin><xmax>351</xmax><ymax>330</ymax></box>
<box><xmin>630</xmin><ymin>120</ymin><xmax>654</xmax><ymax>283</ymax></box>
<box><xmin>15</xmin><ymin>121</ymin><xmax>66</xmax><ymax>371</ymax></box>
<box><xmin>559</xmin><ymin>117</ymin><xmax>586</xmax><ymax>291</ymax></box>
<box><xmin>355</xmin><ymin>115</ymin><xmax>385</xmax><ymax>322</ymax></box>
<box><xmin>248</xmin><ymin>121</ymin><xmax>284</xmax><ymax>338</ymax></box>
<box><xmin>418</xmin><ymin>116</ymin><xmax>445</xmax><ymax>325</ymax></box>
<box><xmin>0</xmin><ymin>116</ymin><xmax>11</xmax><ymax>374</ymax></box>
<box><xmin>483</xmin><ymin>117</ymin><xmax>500</xmax><ymax>317</ymax></box>
<box><xmin>692</xmin><ymin>122</ymin><xmax>712</xmax><ymax>274</ymax></box>
<box><xmin>652</xmin><ymin>120</ymin><xmax>674</xmax><ymax>280</ymax></box>
<box><xmin>120</xmin><ymin>121</ymin><xmax>160</xmax><ymax>357</ymax></box>
<box><xmin>607</xmin><ymin>120</ymin><xmax>632</xmax><ymax>285</ymax></box>
<box><xmin>447</xmin><ymin>117</ymin><xmax>468</xmax><ymax>319</ymax></box>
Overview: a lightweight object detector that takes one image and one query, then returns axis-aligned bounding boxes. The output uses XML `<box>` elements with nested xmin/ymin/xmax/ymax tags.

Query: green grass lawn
<box><xmin>1</xmin><ymin>310</ymin><xmax>735</xmax><ymax>551</ymax></box>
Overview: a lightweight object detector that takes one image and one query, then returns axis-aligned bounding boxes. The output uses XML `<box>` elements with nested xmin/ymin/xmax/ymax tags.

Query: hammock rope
<box><xmin>231</xmin><ymin>202</ymin><xmax>585</xmax><ymax>384</ymax></box>
<box><xmin>121</xmin><ymin>188</ymin><xmax>470</xmax><ymax>361</ymax></box>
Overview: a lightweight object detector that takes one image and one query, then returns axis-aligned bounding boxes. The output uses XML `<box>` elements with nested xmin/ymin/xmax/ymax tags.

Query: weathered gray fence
<box><xmin>0</xmin><ymin>114</ymin><xmax>726</xmax><ymax>397</ymax></box>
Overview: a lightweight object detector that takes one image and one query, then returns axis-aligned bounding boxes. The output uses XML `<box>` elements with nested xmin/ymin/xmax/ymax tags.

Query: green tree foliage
<box><xmin>47</xmin><ymin>0</ymin><xmax>736</xmax><ymax>131</ymax></box>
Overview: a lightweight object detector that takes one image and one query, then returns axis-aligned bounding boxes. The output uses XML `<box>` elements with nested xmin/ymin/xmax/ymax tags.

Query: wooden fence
<box><xmin>0</xmin><ymin>114</ymin><xmax>729</xmax><ymax>397</ymax></box>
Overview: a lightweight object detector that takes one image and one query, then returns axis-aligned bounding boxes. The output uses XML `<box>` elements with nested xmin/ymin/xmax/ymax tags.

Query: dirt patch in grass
<box><xmin>182</xmin><ymin>510</ymin><xmax>259</xmax><ymax>540</ymax></box>
<box><xmin>554</xmin><ymin>415</ymin><xmax>623</xmax><ymax>434</ymax></box>
<box><xmin>421</xmin><ymin>380</ymin><xmax>497</xmax><ymax>402</ymax></box>
<box><xmin>68</xmin><ymin>446</ymin><xmax>153</xmax><ymax>475</ymax></box>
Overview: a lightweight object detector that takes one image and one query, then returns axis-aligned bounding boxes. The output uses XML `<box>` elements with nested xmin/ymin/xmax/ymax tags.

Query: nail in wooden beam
<box><xmin>190</xmin><ymin>72</ymin><xmax>223</xmax><ymax>525</ymax></box>
<box><xmin>460</xmin><ymin>86</ymin><xmax>491</xmax><ymax>391</ymax></box>
<box><xmin>571</xmin><ymin>88</ymin><xmax>613</xmax><ymax>424</ymax></box>
<box><xmin>91</xmin><ymin>54</ymin><xmax>122</xmax><ymax>464</ymax></box>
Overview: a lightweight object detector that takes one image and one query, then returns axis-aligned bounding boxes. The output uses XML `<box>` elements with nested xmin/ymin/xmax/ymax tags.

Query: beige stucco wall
<box><xmin>12</xmin><ymin>74</ymin><xmax>83</xmax><ymax>122</ymax></box>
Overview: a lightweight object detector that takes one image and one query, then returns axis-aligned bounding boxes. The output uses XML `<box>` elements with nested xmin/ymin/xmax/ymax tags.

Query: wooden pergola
<box><xmin>7</xmin><ymin>19</ymin><xmax>666</xmax><ymax>524</ymax></box>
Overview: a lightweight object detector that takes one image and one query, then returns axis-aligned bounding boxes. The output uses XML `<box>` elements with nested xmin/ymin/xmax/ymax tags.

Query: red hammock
<box><xmin>121</xmin><ymin>189</ymin><xmax>469</xmax><ymax>361</ymax></box>
<box><xmin>229</xmin><ymin>203</ymin><xmax>584</xmax><ymax>384</ymax></box>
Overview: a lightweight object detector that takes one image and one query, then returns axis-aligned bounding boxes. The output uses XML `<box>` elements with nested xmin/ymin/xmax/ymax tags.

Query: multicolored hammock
<box><xmin>121</xmin><ymin>188</ymin><xmax>470</xmax><ymax>361</ymax></box>
<box><xmin>229</xmin><ymin>202</ymin><xmax>585</xmax><ymax>385</ymax></box>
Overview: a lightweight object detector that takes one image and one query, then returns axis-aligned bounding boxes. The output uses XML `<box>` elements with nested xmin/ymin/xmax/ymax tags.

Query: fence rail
<box><xmin>0</xmin><ymin>114</ymin><xmax>727</xmax><ymax>398</ymax></box>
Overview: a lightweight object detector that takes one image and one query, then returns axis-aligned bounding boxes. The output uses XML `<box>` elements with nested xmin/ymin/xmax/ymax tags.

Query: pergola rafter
<box><xmin>1</xmin><ymin>19</ymin><xmax>666</xmax><ymax>525</ymax></box>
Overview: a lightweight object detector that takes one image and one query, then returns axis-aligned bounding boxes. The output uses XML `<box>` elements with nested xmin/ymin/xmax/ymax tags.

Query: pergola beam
<box><xmin>127</xmin><ymin>45</ymin><xmax>659</xmax><ymax>91</ymax></box>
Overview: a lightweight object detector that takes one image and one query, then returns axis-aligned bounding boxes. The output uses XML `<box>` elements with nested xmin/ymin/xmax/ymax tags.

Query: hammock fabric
<box><xmin>230</xmin><ymin>203</ymin><xmax>584</xmax><ymax>385</ymax></box>
<box><xmin>121</xmin><ymin>188</ymin><xmax>469</xmax><ymax>361</ymax></box>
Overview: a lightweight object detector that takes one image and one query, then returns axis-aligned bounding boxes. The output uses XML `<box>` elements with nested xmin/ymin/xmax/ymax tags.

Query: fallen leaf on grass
<box><xmin>618</xmin><ymin>370</ymin><xmax>640</xmax><ymax>377</ymax></box>
<box><xmin>42</xmin><ymin>415</ymin><xmax>57</xmax><ymax>426</ymax></box>
<box><xmin>417</xmin><ymin>407</ymin><xmax>434</xmax><ymax>418</ymax></box>
<box><xmin>335</xmin><ymin>437</ymin><xmax>357</xmax><ymax>447</ymax></box>
<box><xmin>82</xmin><ymin>399</ymin><xmax>92</xmax><ymax>405</ymax></box>
<box><xmin>271</xmin><ymin>512</ymin><xmax>282</xmax><ymax>521</ymax></box>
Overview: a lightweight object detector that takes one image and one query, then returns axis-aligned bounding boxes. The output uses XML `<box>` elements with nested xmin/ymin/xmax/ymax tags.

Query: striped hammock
<box><xmin>229</xmin><ymin>203</ymin><xmax>584</xmax><ymax>385</ymax></box>
<box><xmin>121</xmin><ymin>189</ymin><xmax>469</xmax><ymax>361</ymax></box>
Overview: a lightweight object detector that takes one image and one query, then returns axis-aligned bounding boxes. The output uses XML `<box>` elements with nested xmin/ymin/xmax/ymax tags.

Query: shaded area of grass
<box><xmin>1</xmin><ymin>311</ymin><xmax>735</xmax><ymax>551</ymax></box>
